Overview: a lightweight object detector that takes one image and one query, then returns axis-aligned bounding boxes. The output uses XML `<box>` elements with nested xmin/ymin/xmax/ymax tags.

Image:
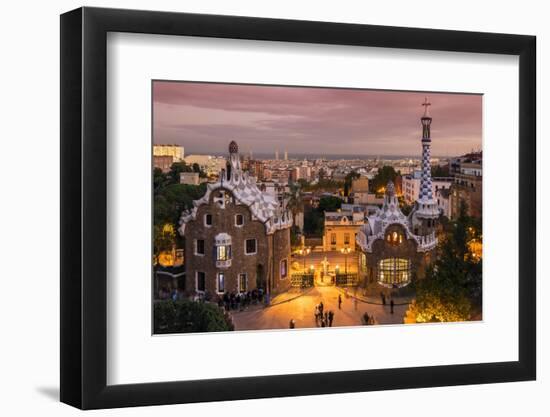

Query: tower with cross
<box><xmin>411</xmin><ymin>97</ymin><xmax>440</xmax><ymax>237</ymax></box>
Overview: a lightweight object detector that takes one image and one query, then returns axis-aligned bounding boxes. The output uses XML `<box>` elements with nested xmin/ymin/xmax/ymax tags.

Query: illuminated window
<box><xmin>239</xmin><ymin>273</ymin><xmax>247</xmax><ymax>292</ymax></box>
<box><xmin>344</xmin><ymin>233</ymin><xmax>350</xmax><ymax>245</ymax></box>
<box><xmin>215</xmin><ymin>233</ymin><xmax>232</xmax><ymax>267</ymax></box>
<box><xmin>386</xmin><ymin>230</ymin><xmax>403</xmax><ymax>246</ymax></box>
<box><xmin>217</xmin><ymin>272</ymin><xmax>225</xmax><ymax>293</ymax></box>
<box><xmin>378</xmin><ymin>258</ymin><xmax>411</xmax><ymax>286</ymax></box>
<box><xmin>331</xmin><ymin>233</ymin><xmax>336</xmax><ymax>245</ymax></box>
<box><xmin>280</xmin><ymin>259</ymin><xmax>288</xmax><ymax>278</ymax></box>
<box><xmin>217</xmin><ymin>245</ymin><xmax>230</xmax><ymax>261</ymax></box>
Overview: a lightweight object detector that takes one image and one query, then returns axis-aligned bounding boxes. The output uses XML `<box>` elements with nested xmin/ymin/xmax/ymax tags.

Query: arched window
<box><xmin>378</xmin><ymin>258</ymin><xmax>411</xmax><ymax>287</ymax></box>
<box><xmin>215</xmin><ymin>233</ymin><xmax>232</xmax><ymax>268</ymax></box>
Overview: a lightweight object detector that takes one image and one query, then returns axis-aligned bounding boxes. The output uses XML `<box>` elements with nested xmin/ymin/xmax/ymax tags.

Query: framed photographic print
<box><xmin>60</xmin><ymin>6</ymin><xmax>536</xmax><ymax>410</ymax></box>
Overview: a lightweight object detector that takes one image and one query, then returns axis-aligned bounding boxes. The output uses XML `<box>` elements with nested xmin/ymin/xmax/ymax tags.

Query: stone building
<box><xmin>323</xmin><ymin>209</ymin><xmax>365</xmax><ymax>252</ymax></box>
<box><xmin>178</xmin><ymin>141</ymin><xmax>293</xmax><ymax>299</ymax></box>
<box><xmin>449</xmin><ymin>160</ymin><xmax>482</xmax><ymax>219</ymax></box>
<box><xmin>356</xmin><ymin>98</ymin><xmax>438</xmax><ymax>289</ymax></box>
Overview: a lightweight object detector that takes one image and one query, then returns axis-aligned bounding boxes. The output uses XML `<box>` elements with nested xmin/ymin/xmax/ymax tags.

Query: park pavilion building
<box><xmin>356</xmin><ymin>98</ymin><xmax>439</xmax><ymax>288</ymax></box>
<box><xmin>178</xmin><ymin>141</ymin><xmax>293</xmax><ymax>299</ymax></box>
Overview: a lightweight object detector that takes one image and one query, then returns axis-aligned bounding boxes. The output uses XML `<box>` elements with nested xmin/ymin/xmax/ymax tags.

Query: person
<box><xmin>314</xmin><ymin>305</ymin><xmax>319</xmax><ymax>324</ymax></box>
<box><xmin>390</xmin><ymin>298</ymin><xmax>395</xmax><ymax>314</ymax></box>
<box><xmin>289</xmin><ymin>319</ymin><xmax>295</xmax><ymax>329</ymax></box>
<box><xmin>319</xmin><ymin>301</ymin><xmax>324</xmax><ymax>317</ymax></box>
<box><xmin>338</xmin><ymin>294</ymin><xmax>342</xmax><ymax>309</ymax></box>
<box><xmin>328</xmin><ymin>310</ymin><xmax>334</xmax><ymax>327</ymax></box>
<box><xmin>324</xmin><ymin>311</ymin><xmax>328</xmax><ymax>324</ymax></box>
<box><xmin>363</xmin><ymin>312</ymin><xmax>370</xmax><ymax>325</ymax></box>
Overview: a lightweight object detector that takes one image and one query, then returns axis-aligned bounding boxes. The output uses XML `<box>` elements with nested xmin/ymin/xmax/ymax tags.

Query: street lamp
<box><xmin>341</xmin><ymin>246</ymin><xmax>351</xmax><ymax>274</ymax></box>
<box><xmin>299</xmin><ymin>246</ymin><xmax>310</xmax><ymax>272</ymax></box>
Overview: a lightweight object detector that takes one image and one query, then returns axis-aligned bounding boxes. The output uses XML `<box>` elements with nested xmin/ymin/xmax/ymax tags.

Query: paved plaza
<box><xmin>231</xmin><ymin>286</ymin><xmax>409</xmax><ymax>331</ymax></box>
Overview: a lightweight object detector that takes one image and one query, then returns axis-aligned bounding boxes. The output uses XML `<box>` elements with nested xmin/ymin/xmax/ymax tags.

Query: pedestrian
<box><xmin>328</xmin><ymin>310</ymin><xmax>334</xmax><ymax>327</ymax></box>
<box><xmin>324</xmin><ymin>311</ymin><xmax>328</xmax><ymax>323</ymax></box>
<box><xmin>319</xmin><ymin>301</ymin><xmax>324</xmax><ymax>316</ymax></box>
<box><xmin>390</xmin><ymin>298</ymin><xmax>395</xmax><ymax>314</ymax></box>
<box><xmin>338</xmin><ymin>294</ymin><xmax>342</xmax><ymax>309</ymax></box>
<box><xmin>314</xmin><ymin>305</ymin><xmax>320</xmax><ymax>324</ymax></box>
<box><xmin>363</xmin><ymin>312</ymin><xmax>370</xmax><ymax>325</ymax></box>
<box><xmin>289</xmin><ymin>319</ymin><xmax>295</xmax><ymax>329</ymax></box>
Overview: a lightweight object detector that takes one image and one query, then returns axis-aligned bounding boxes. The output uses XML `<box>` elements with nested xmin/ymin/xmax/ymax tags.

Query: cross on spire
<box><xmin>422</xmin><ymin>97</ymin><xmax>431</xmax><ymax>117</ymax></box>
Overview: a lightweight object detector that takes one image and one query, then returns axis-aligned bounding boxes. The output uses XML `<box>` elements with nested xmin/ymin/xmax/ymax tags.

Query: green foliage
<box><xmin>410</xmin><ymin>202</ymin><xmax>482</xmax><ymax>322</ymax></box>
<box><xmin>318</xmin><ymin>196</ymin><xmax>343</xmax><ymax>212</ymax></box>
<box><xmin>154</xmin><ymin>300</ymin><xmax>234</xmax><ymax>334</ymax></box>
<box><xmin>303</xmin><ymin>210</ymin><xmax>324</xmax><ymax>237</ymax></box>
<box><xmin>398</xmin><ymin>197</ymin><xmax>413</xmax><ymax>216</ymax></box>
<box><xmin>153</xmin><ymin>224</ymin><xmax>176</xmax><ymax>261</ymax></box>
<box><xmin>168</xmin><ymin>161</ymin><xmax>193</xmax><ymax>183</ymax></box>
<box><xmin>303</xmin><ymin>196</ymin><xmax>343</xmax><ymax>237</ymax></box>
<box><xmin>154</xmin><ymin>183</ymin><xmax>207</xmax><ymax>226</ymax></box>
<box><xmin>298</xmin><ymin>178</ymin><xmax>343</xmax><ymax>192</ymax></box>
<box><xmin>431</xmin><ymin>164</ymin><xmax>450</xmax><ymax>177</ymax></box>
<box><xmin>371</xmin><ymin>165</ymin><xmax>398</xmax><ymax>192</ymax></box>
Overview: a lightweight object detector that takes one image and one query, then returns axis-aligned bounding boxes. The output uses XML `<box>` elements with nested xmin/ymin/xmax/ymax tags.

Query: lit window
<box><xmin>344</xmin><ymin>233</ymin><xmax>350</xmax><ymax>245</ymax></box>
<box><xmin>204</xmin><ymin>214</ymin><xmax>212</xmax><ymax>226</ymax></box>
<box><xmin>280</xmin><ymin>259</ymin><xmax>288</xmax><ymax>278</ymax></box>
<box><xmin>217</xmin><ymin>272</ymin><xmax>225</xmax><ymax>293</ymax></box>
<box><xmin>245</xmin><ymin>239</ymin><xmax>257</xmax><ymax>255</ymax></box>
<box><xmin>331</xmin><ymin>233</ymin><xmax>336</xmax><ymax>245</ymax></box>
<box><xmin>217</xmin><ymin>245</ymin><xmax>230</xmax><ymax>261</ymax></box>
<box><xmin>239</xmin><ymin>273</ymin><xmax>247</xmax><ymax>292</ymax></box>
<box><xmin>377</xmin><ymin>258</ymin><xmax>411</xmax><ymax>287</ymax></box>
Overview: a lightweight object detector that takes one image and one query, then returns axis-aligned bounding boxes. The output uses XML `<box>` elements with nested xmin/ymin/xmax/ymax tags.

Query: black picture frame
<box><xmin>60</xmin><ymin>6</ymin><xmax>536</xmax><ymax>410</ymax></box>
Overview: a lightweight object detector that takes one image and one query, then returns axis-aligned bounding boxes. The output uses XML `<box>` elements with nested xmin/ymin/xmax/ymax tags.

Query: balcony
<box><xmin>216</xmin><ymin>259</ymin><xmax>232</xmax><ymax>269</ymax></box>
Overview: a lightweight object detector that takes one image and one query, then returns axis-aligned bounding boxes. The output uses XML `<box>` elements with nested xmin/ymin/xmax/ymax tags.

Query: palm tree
<box><xmin>286</xmin><ymin>182</ymin><xmax>303</xmax><ymax>227</ymax></box>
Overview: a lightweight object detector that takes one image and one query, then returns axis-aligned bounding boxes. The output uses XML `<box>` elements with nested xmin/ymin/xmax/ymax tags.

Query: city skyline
<box><xmin>153</xmin><ymin>81</ymin><xmax>482</xmax><ymax>157</ymax></box>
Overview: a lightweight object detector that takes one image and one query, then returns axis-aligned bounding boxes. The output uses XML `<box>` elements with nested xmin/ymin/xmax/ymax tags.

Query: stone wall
<box><xmin>183</xmin><ymin>188</ymin><xmax>291</xmax><ymax>298</ymax></box>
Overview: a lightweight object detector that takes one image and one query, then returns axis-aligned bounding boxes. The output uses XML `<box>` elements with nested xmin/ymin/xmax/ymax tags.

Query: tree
<box><xmin>168</xmin><ymin>161</ymin><xmax>193</xmax><ymax>183</ymax></box>
<box><xmin>408</xmin><ymin>201</ymin><xmax>482</xmax><ymax>322</ymax></box>
<box><xmin>286</xmin><ymin>182</ymin><xmax>303</xmax><ymax>227</ymax></box>
<box><xmin>371</xmin><ymin>166</ymin><xmax>398</xmax><ymax>193</ymax></box>
<box><xmin>431</xmin><ymin>164</ymin><xmax>450</xmax><ymax>177</ymax></box>
<box><xmin>153</xmin><ymin>224</ymin><xmax>176</xmax><ymax>264</ymax></box>
<box><xmin>154</xmin><ymin>300</ymin><xmax>234</xmax><ymax>334</ymax></box>
<box><xmin>318</xmin><ymin>196</ymin><xmax>343</xmax><ymax>212</ymax></box>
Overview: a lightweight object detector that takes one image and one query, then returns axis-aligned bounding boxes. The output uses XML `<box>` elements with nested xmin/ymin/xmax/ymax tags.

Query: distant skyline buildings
<box><xmin>153</xmin><ymin>81</ymin><xmax>482</xmax><ymax>157</ymax></box>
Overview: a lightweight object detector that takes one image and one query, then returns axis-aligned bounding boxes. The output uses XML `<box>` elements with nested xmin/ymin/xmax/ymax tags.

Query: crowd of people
<box><xmin>314</xmin><ymin>301</ymin><xmax>336</xmax><ymax>327</ymax></box>
<box><xmin>218</xmin><ymin>289</ymin><xmax>265</xmax><ymax>311</ymax></box>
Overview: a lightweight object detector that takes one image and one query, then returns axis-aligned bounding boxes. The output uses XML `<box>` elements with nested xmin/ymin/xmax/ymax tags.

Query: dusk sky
<box><xmin>153</xmin><ymin>81</ymin><xmax>482</xmax><ymax>157</ymax></box>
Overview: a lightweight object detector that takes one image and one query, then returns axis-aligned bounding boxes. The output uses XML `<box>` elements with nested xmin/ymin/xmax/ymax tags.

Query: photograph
<box><xmin>152</xmin><ymin>81</ymin><xmax>483</xmax><ymax>334</ymax></box>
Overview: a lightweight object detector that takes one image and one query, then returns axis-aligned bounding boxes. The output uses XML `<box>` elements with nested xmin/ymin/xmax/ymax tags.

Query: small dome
<box><xmin>229</xmin><ymin>141</ymin><xmax>239</xmax><ymax>154</ymax></box>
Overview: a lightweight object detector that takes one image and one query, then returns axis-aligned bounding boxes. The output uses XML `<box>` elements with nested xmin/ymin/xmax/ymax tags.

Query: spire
<box><xmin>416</xmin><ymin>98</ymin><xmax>437</xmax><ymax>211</ymax></box>
<box><xmin>421</xmin><ymin>97</ymin><xmax>431</xmax><ymax>118</ymax></box>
